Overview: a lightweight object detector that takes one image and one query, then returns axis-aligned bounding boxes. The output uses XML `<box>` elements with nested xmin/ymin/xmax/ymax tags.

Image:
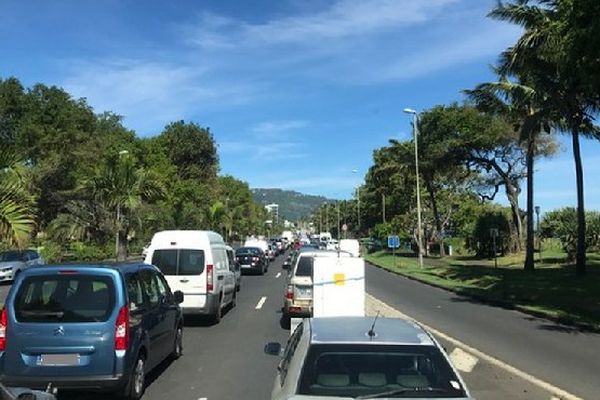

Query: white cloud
<box><xmin>251</xmin><ymin>119</ymin><xmax>309</xmax><ymax>140</ymax></box>
<box><xmin>62</xmin><ymin>59</ymin><xmax>259</xmax><ymax>134</ymax></box>
<box><xmin>188</xmin><ymin>0</ymin><xmax>459</xmax><ymax>48</ymax></box>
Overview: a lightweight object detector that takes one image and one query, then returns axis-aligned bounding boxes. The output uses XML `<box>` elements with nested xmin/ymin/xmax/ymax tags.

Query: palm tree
<box><xmin>0</xmin><ymin>150</ymin><xmax>35</xmax><ymax>247</ymax></box>
<box><xmin>465</xmin><ymin>78</ymin><xmax>552</xmax><ymax>271</ymax></box>
<box><xmin>489</xmin><ymin>0</ymin><xmax>600</xmax><ymax>275</ymax></box>
<box><xmin>89</xmin><ymin>155</ymin><xmax>165</xmax><ymax>261</ymax></box>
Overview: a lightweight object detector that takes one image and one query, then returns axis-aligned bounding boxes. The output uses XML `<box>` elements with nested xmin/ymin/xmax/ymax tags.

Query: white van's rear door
<box><xmin>150</xmin><ymin>248</ymin><xmax>207</xmax><ymax>309</ymax></box>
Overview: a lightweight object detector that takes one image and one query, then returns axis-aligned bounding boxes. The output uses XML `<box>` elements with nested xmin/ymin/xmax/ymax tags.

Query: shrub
<box><xmin>469</xmin><ymin>210</ymin><xmax>512</xmax><ymax>257</ymax></box>
<box><xmin>541</xmin><ymin>208</ymin><xmax>600</xmax><ymax>260</ymax></box>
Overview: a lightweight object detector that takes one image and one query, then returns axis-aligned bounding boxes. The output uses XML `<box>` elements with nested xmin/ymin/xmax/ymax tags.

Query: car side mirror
<box><xmin>264</xmin><ymin>342</ymin><xmax>282</xmax><ymax>356</ymax></box>
<box><xmin>174</xmin><ymin>290</ymin><xmax>184</xmax><ymax>304</ymax></box>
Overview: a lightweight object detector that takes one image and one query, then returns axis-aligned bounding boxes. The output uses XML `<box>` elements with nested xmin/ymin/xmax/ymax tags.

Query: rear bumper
<box><xmin>0</xmin><ymin>374</ymin><xmax>125</xmax><ymax>391</ymax></box>
<box><xmin>181</xmin><ymin>292</ymin><xmax>219</xmax><ymax>315</ymax></box>
<box><xmin>240</xmin><ymin>264</ymin><xmax>264</xmax><ymax>274</ymax></box>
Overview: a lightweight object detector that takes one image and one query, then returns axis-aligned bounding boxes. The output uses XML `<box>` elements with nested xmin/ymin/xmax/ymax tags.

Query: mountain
<box><xmin>252</xmin><ymin>188</ymin><xmax>333</xmax><ymax>222</ymax></box>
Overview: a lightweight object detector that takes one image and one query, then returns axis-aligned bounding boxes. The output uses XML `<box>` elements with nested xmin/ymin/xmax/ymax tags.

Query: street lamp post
<box><xmin>403</xmin><ymin>108</ymin><xmax>424</xmax><ymax>268</ymax></box>
<box><xmin>352</xmin><ymin>169</ymin><xmax>360</xmax><ymax>234</ymax></box>
<box><xmin>115</xmin><ymin>150</ymin><xmax>129</xmax><ymax>261</ymax></box>
<box><xmin>535</xmin><ymin>205</ymin><xmax>541</xmax><ymax>263</ymax></box>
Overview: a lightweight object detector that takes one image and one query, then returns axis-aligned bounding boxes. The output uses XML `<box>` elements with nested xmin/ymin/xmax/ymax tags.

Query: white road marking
<box><xmin>275</xmin><ymin>272</ymin><xmax>282</xmax><ymax>278</ymax></box>
<box><xmin>255</xmin><ymin>296</ymin><xmax>267</xmax><ymax>309</ymax></box>
<box><xmin>198</xmin><ymin>398</ymin><xmax>207</xmax><ymax>400</ymax></box>
<box><xmin>449</xmin><ymin>348</ymin><xmax>478</xmax><ymax>373</ymax></box>
<box><xmin>366</xmin><ymin>294</ymin><xmax>582</xmax><ymax>400</ymax></box>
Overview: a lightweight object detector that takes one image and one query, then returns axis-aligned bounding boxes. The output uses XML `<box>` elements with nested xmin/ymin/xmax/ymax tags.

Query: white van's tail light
<box><xmin>207</xmin><ymin>264</ymin><xmax>214</xmax><ymax>292</ymax></box>
<box><xmin>286</xmin><ymin>285</ymin><xmax>294</xmax><ymax>300</ymax></box>
<box><xmin>0</xmin><ymin>306</ymin><xmax>7</xmax><ymax>351</ymax></box>
<box><xmin>115</xmin><ymin>305</ymin><xmax>129</xmax><ymax>351</ymax></box>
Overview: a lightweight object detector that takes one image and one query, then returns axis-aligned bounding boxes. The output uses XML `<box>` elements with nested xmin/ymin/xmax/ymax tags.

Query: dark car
<box><xmin>0</xmin><ymin>263</ymin><xmax>184</xmax><ymax>400</ymax></box>
<box><xmin>235</xmin><ymin>247</ymin><xmax>268</xmax><ymax>275</ymax></box>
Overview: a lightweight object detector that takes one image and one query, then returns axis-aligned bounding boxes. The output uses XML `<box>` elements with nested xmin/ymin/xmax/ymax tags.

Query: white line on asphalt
<box><xmin>198</xmin><ymin>398</ymin><xmax>207</xmax><ymax>400</ymax></box>
<box><xmin>255</xmin><ymin>296</ymin><xmax>267</xmax><ymax>309</ymax></box>
<box><xmin>367</xmin><ymin>294</ymin><xmax>583</xmax><ymax>400</ymax></box>
<box><xmin>449</xmin><ymin>348</ymin><xmax>478</xmax><ymax>373</ymax></box>
<box><xmin>275</xmin><ymin>272</ymin><xmax>282</xmax><ymax>278</ymax></box>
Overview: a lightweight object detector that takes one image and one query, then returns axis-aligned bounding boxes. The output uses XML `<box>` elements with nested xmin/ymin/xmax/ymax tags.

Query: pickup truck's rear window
<box><xmin>15</xmin><ymin>275</ymin><xmax>115</xmax><ymax>323</ymax></box>
<box><xmin>152</xmin><ymin>249</ymin><xmax>205</xmax><ymax>275</ymax></box>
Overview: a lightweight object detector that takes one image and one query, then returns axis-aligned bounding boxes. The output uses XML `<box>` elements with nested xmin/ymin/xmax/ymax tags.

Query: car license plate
<box><xmin>39</xmin><ymin>354</ymin><xmax>79</xmax><ymax>366</ymax></box>
<box><xmin>241</xmin><ymin>264</ymin><xmax>252</xmax><ymax>268</ymax></box>
<box><xmin>297</xmin><ymin>287</ymin><xmax>312</xmax><ymax>297</ymax></box>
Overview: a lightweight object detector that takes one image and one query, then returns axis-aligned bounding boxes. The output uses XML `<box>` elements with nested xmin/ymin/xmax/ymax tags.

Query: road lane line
<box><xmin>449</xmin><ymin>348</ymin><xmax>478</xmax><ymax>373</ymax></box>
<box><xmin>275</xmin><ymin>272</ymin><xmax>282</xmax><ymax>278</ymax></box>
<box><xmin>255</xmin><ymin>296</ymin><xmax>267</xmax><ymax>309</ymax></box>
<box><xmin>366</xmin><ymin>294</ymin><xmax>582</xmax><ymax>400</ymax></box>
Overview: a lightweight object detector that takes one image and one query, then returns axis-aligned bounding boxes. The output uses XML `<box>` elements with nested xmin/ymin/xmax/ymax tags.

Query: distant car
<box><xmin>0</xmin><ymin>250</ymin><xmax>44</xmax><ymax>282</ymax></box>
<box><xmin>226</xmin><ymin>245</ymin><xmax>242</xmax><ymax>292</ymax></box>
<box><xmin>282</xmin><ymin>250</ymin><xmax>351</xmax><ymax>323</ymax></box>
<box><xmin>0</xmin><ymin>262</ymin><xmax>185</xmax><ymax>400</ymax></box>
<box><xmin>236</xmin><ymin>247</ymin><xmax>268</xmax><ymax>275</ymax></box>
<box><xmin>141</xmin><ymin>242</ymin><xmax>150</xmax><ymax>257</ymax></box>
<box><xmin>266</xmin><ymin>317</ymin><xmax>471</xmax><ymax>400</ymax></box>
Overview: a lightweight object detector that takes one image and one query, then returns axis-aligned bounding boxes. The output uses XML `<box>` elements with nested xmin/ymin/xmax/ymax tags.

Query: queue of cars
<box><xmin>0</xmin><ymin>230</ymin><xmax>288</xmax><ymax>399</ymax></box>
<box><xmin>268</xmin><ymin>238</ymin><xmax>472</xmax><ymax>399</ymax></box>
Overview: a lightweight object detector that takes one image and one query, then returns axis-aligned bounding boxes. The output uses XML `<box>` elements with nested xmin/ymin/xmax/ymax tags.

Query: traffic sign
<box><xmin>342</xmin><ymin>224</ymin><xmax>348</xmax><ymax>232</ymax></box>
<box><xmin>387</xmin><ymin>235</ymin><xmax>400</xmax><ymax>249</ymax></box>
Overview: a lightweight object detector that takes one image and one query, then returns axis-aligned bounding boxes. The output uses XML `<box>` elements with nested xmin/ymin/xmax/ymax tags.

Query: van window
<box><xmin>152</xmin><ymin>249</ymin><xmax>205</xmax><ymax>275</ymax></box>
<box><xmin>296</xmin><ymin>257</ymin><xmax>313</xmax><ymax>277</ymax></box>
<box><xmin>15</xmin><ymin>275</ymin><xmax>115</xmax><ymax>323</ymax></box>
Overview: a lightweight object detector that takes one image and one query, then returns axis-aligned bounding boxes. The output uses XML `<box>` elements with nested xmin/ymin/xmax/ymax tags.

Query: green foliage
<box><xmin>68</xmin><ymin>241</ymin><xmax>112</xmax><ymax>262</ymax></box>
<box><xmin>38</xmin><ymin>240</ymin><xmax>65</xmax><ymax>263</ymax></box>
<box><xmin>470</xmin><ymin>209</ymin><xmax>512</xmax><ymax>257</ymax></box>
<box><xmin>541</xmin><ymin>208</ymin><xmax>600</xmax><ymax>260</ymax></box>
<box><xmin>0</xmin><ymin>77</ymin><xmax>268</xmax><ymax>262</ymax></box>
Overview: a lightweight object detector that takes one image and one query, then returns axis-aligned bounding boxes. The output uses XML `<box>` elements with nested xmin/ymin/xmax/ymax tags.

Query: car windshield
<box><xmin>152</xmin><ymin>249</ymin><xmax>205</xmax><ymax>275</ymax></box>
<box><xmin>0</xmin><ymin>251</ymin><xmax>25</xmax><ymax>262</ymax></box>
<box><xmin>297</xmin><ymin>344</ymin><xmax>466</xmax><ymax>398</ymax></box>
<box><xmin>236</xmin><ymin>247</ymin><xmax>261</xmax><ymax>256</ymax></box>
<box><xmin>15</xmin><ymin>274</ymin><xmax>115</xmax><ymax>323</ymax></box>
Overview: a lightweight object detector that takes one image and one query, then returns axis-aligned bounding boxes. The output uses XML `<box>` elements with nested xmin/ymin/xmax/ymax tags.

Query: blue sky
<box><xmin>1</xmin><ymin>0</ymin><xmax>598</xmax><ymax>211</ymax></box>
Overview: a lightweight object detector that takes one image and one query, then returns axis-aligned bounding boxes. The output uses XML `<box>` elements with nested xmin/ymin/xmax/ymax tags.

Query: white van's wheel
<box><xmin>213</xmin><ymin>294</ymin><xmax>223</xmax><ymax>323</ymax></box>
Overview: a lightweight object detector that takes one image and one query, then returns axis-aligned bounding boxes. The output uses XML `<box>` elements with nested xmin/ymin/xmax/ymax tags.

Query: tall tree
<box><xmin>88</xmin><ymin>155</ymin><xmax>165</xmax><ymax>260</ymax></box>
<box><xmin>490</xmin><ymin>0</ymin><xmax>600</xmax><ymax>275</ymax></box>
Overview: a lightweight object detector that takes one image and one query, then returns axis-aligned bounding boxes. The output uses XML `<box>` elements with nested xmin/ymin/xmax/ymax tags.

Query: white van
<box><xmin>339</xmin><ymin>239</ymin><xmax>361</xmax><ymax>257</ymax></box>
<box><xmin>144</xmin><ymin>230</ymin><xmax>236</xmax><ymax>323</ymax></box>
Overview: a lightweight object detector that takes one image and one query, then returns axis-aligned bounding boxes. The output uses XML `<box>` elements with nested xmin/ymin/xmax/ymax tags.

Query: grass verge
<box><xmin>365</xmin><ymin>251</ymin><xmax>600</xmax><ymax>330</ymax></box>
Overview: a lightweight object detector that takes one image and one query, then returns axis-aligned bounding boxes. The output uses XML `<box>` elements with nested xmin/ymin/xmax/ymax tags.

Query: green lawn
<box><xmin>365</xmin><ymin>251</ymin><xmax>600</xmax><ymax>330</ymax></box>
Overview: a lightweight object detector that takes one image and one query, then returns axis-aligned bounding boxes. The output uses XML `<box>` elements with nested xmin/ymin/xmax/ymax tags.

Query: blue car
<box><xmin>0</xmin><ymin>263</ymin><xmax>184</xmax><ymax>399</ymax></box>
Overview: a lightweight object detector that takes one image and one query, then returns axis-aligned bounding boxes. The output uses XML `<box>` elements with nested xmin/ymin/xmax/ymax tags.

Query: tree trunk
<box><xmin>425</xmin><ymin>178</ymin><xmax>445</xmax><ymax>257</ymax></box>
<box><xmin>117</xmin><ymin>229</ymin><xmax>127</xmax><ymax>261</ymax></box>
<box><xmin>505</xmin><ymin>183</ymin><xmax>522</xmax><ymax>252</ymax></box>
<box><xmin>524</xmin><ymin>133</ymin><xmax>535</xmax><ymax>271</ymax></box>
<box><xmin>572</xmin><ymin>128</ymin><xmax>587</xmax><ymax>276</ymax></box>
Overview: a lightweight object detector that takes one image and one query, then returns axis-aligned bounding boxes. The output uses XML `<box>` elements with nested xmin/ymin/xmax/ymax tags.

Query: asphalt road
<box><xmin>365</xmin><ymin>262</ymin><xmax>600</xmax><ymax>400</ymax></box>
<box><xmin>1</xmin><ymin>257</ymin><xmax>598</xmax><ymax>399</ymax></box>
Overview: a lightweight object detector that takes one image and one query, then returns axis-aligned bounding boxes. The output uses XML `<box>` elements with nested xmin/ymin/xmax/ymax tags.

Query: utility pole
<box><xmin>382</xmin><ymin>192</ymin><xmax>386</xmax><ymax>224</ymax></box>
<box><xmin>337</xmin><ymin>201</ymin><xmax>341</xmax><ymax>240</ymax></box>
<box><xmin>404</xmin><ymin>108</ymin><xmax>424</xmax><ymax>268</ymax></box>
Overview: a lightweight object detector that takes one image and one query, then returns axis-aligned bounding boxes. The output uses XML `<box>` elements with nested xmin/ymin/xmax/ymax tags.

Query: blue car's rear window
<box><xmin>14</xmin><ymin>274</ymin><xmax>115</xmax><ymax>323</ymax></box>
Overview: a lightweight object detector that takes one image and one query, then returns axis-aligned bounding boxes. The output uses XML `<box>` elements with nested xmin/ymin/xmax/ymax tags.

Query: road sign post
<box><xmin>490</xmin><ymin>228</ymin><xmax>499</xmax><ymax>268</ymax></box>
<box><xmin>387</xmin><ymin>235</ymin><xmax>400</xmax><ymax>268</ymax></box>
